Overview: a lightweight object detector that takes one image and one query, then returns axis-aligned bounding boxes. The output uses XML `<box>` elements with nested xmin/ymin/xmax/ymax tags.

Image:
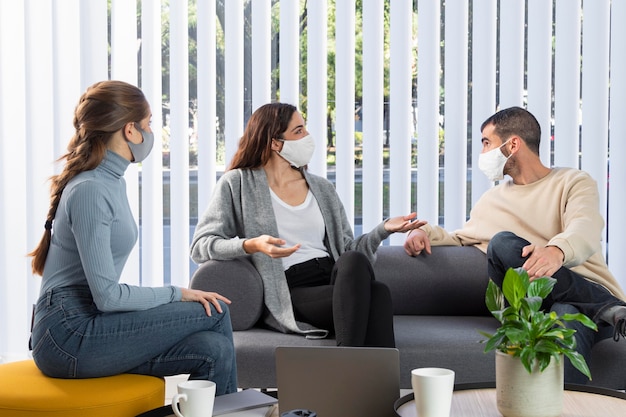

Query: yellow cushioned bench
<box><xmin>0</xmin><ymin>359</ymin><xmax>165</xmax><ymax>417</ymax></box>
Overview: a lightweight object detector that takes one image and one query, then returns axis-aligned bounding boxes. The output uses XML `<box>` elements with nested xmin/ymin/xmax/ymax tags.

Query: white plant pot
<box><xmin>495</xmin><ymin>350</ymin><xmax>564</xmax><ymax>417</ymax></box>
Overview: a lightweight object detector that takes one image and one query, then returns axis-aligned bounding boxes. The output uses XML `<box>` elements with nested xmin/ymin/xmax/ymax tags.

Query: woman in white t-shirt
<box><xmin>191</xmin><ymin>102</ymin><xmax>425</xmax><ymax>346</ymax></box>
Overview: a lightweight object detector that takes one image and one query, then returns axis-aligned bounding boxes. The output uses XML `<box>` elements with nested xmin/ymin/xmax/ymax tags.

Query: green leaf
<box><xmin>491</xmin><ymin>310</ymin><xmax>506</xmax><ymax>323</ymax></box>
<box><xmin>519</xmin><ymin>347</ymin><xmax>535</xmax><ymax>373</ymax></box>
<box><xmin>503</xmin><ymin>327</ymin><xmax>528</xmax><ymax>345</ymax></box>
<box><xmin>477</xmin><ymin>330</ymin><xmax>494</xmax><ymax>340</ymax></box>
<box><xmin>561</xmin><ymin>313</ymin><xmax>598</xmax><ymax>330</ymax></box>
<box><xmin>500</xmin><ymin>306</ymin><xmax>518</xmax><ymax>321</ymax></box>
<box><xmin>528</xmin><ymin>277</ymin><xmax>556</xmax><ymax>299</ymax></box>
<box><xmin>483</xmin><ymin>332</ymin><xmax>506</xmax><ymax>353</ymax></box>
<box><xmin>502</xmin><ymin>268</ymin><xmax>528</xmax><ymax>309</ymax></box>
<box><xmin>534</xmin><ymin>339</ymin><xmax>562</xmax><ymax>354</ymax></box>
<box><xmin>564</xmin><ymin>350</ymin><xmax>592</xmax><ymax>380</ymax></box>
<box><xmin>485</xmin><ymin>280</ymin><xmax>504</xmax><ymax>313</ymax></box>
<box><xmin>522</xmin><ymin>296</ymin><xmax>543</xmax><ymax>315</ymax></box>
<box><xmin>536</xmin><ymin>353</ymin><xmax>554</xmax><ymax>373</ymax></box>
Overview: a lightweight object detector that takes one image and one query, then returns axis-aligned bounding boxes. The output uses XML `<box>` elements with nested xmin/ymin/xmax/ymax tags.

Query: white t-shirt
<box><xmin>269</xmin><ymin>188</ymin><xmax>329</xmax><ymax>271</ymax></box>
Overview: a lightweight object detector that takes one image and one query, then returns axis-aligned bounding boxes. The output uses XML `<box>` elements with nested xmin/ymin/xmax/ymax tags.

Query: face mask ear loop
<box><xmin>500</xmin><ymin>138</ymin><xmax>513</xmax><ymax>158</ymax></box>
<box><xmin>271</xmin><ymin>138</ymin><xmax>284</xmax><ymax>152</ymax></box>
<box><xmin>121</xmin><ymin>124</ymin><xmax>133</xmax><ymax>143</ymax></box>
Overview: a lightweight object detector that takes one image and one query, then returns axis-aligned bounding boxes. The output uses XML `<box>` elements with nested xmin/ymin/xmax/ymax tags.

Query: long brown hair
<box><xmin>29</xmin><ymin>80</ymin><xmax>150</xmax><ymax>276</ymax></box>
<box><xmin>228</xmin><ymin>102</ymin><xmax>297</xmax><ymax>170</ymax></box>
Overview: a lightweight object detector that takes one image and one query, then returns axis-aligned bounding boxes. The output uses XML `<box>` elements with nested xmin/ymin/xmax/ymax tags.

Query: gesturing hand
<box><xmin>384</xmin><ymin>212</ymin><xmax>427</xmax><ymax>233</ymax></box>
<box><xmin>181</xmin><ymin>288</ymin><xmax>232</xmax><ymax>316</ymax></box>
<box><xmin>243</xmin><ymin>234</ymin><xmax>301</xmax><ymax>258</ymax></box>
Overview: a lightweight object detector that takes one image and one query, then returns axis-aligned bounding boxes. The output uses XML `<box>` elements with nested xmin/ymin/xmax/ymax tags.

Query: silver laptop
<box><xmin>275</xmin><ymin>346</ymin><xmax>400</xmax><ymax>417</ymax></box>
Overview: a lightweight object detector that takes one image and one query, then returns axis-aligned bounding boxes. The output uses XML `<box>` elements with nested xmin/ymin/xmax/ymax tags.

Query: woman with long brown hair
<box><xmin>29</xmin><ymin>80</ymin><xmax>237</xmax><ymax>395</ymax></box>
<box><xmin>191</xmin><ymin>102</ymin><xmax>425</xmax><ymax>347</ymax></box>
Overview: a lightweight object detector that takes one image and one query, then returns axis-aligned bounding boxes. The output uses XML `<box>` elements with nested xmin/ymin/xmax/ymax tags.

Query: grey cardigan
<box><xmin>190</xmin><ymin>168</ymin><xmax>391</xmax><ymax>337</ymax></box>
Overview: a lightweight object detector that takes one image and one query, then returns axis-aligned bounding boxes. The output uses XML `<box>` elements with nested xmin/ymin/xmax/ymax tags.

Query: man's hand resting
<box><xmin>404</xmin><ymin>228</ymin><xmax>432</xmax><ymax>256</ymax></box>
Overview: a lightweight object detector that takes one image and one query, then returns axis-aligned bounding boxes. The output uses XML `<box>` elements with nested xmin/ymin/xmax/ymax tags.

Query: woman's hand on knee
<box><xmin>181</xmin><ymin>288</ymin><xmax>232</xmax><ymax>316</ymax></box>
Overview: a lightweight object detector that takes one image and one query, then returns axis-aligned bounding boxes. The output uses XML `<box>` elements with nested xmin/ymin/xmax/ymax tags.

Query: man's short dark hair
<box><xmin>481</xmin><ymin>107</ymin><xmax>542</xmax><ymax>155</ymax></box>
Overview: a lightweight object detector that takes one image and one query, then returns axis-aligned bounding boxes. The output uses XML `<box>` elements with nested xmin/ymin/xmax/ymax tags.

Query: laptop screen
<box><xmin>276</xmin><ymin>346</ymin><xmax>400</xmax><ymax>417</ymax></box>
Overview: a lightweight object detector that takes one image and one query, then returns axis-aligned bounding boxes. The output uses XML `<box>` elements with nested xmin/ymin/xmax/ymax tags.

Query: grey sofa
<box><xmin>190</xmin><ymin>245</ymin><xmax>626</xmax><ymax>390</ymax></box>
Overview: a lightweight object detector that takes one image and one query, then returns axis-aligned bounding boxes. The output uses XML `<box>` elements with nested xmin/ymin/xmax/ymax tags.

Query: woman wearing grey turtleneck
<box><xmin>29</xmin><ymin>81</ymin><xmax>237</xmax><ymax>395</ymax></box>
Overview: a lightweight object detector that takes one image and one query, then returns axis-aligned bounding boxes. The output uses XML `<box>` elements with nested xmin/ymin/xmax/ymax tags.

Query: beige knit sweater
<box><xmin>422</xmin><ymin>167</ymin><xmax>626</xmax><ymax>301</ymax></box>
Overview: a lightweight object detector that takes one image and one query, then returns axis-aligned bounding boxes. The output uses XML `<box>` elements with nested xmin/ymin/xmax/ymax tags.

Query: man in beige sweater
<box><xmin>404</xmin><ymin>106</ymin><xmax>626</xmax><ymax>383</ymax></box>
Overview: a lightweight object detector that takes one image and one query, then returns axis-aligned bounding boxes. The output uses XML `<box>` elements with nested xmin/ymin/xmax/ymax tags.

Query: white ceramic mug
<box><xmin>171</xmin><ymin>380</ymin><xmax>216</xmax><ymax>417</ymax></box>
<box><xmin>411</xmin><ymin>368</ymin><xmax>455</xmax><ymax>417</ymax></box>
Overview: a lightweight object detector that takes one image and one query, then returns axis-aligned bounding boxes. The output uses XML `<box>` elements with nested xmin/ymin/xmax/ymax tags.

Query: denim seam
<box><xmin>59</xmin><ymin>307</ymin><xmax>227</xmax><ymax>338</ymax></box>
<box><xmin>150</xmin><ymin>354</ymin><xmax>217</xmax><ymax>380</ymax></box>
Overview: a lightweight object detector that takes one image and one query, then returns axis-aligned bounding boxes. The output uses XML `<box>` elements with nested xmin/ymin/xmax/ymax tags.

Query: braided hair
<box><xmin>29</xmin><ymin>80</ymin><xmax>150</xmax><ymax>275</ymax></box>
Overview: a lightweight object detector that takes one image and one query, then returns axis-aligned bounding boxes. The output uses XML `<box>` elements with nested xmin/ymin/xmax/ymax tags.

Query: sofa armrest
<box><xmin>189</xmin><ymin>256</ymin><xmax>264</xmax><ymax>331</ymax></box>
<box><xmin>373</xmin><ymin>245</ymin><xmax>489</xmax><ymax>316</ymax></box>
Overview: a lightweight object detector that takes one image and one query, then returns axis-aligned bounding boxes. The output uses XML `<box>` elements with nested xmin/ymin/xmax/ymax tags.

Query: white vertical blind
<box><xmin>527</xmin><ymin>0</ymin><xmax>553</xmax><ymax>167</ymax></box>
<box><xmin>306</xmin><ymin>0</ymin><xmax>328</xmax><ymax>177</ymax></box>
<box><xmin>25</xmin><ymin>0</ymin><xmax>54</xmax><ymax>325</ymax></box>
<box><xmin>52</xmin><ymin>0</ymin><xmax>82</xmax><ymax>161</ymax></box>
<box><xmin>3</xmin><ymin>0</ymin><xmax>626</xmax><ymax>362</ymax></box>
<box><xmin>554</xmin><ymin>0</ymin><xmax>581</xmax><ymax>168</ymax></box>
<box><xmin>361</xmin><ymin>0</ymin><xmax>384</xmax><ymax>233</ymax></box>
<box><xmin>443</xmin><ymin>0</ymin><xmax>468</xmax><ymax>231</ymax></box>
<box><xmin>334</xmin><ymin>0</ymin><xmax>356</xmax><ymax>228</ymax></box>
<box><xmin>581</xmin><ymin>0</ymin><xmax>610</xmax><ymax>241</ymax></box>
<box><xmin>169</xmin><ymin>0</ymin><xmax>190</xmax><ymax>287</ymax></box>
<box><xmin>280</xmin><ymin>0</ymin><xmax>300</xmax><ymax>105</ymax></box>
<box><xmin>224</xmin><ymin>0</ymin><xmax>244</xmax><ymax>165</ymax></box>
<box><xmin>498</xmin><ymin>0</ymin><xmax>525</xmax><ymax>108</ymax></box>
<box><xmin>416</xmin><ymin>0</ymin><xmax>441</xmax><ymax>224</ymax></box>
<box><xmin>80</xmin><ymin>0</ymin><xmax>108</xmax><ymax>87</ymax></box>
<box><xmin>111</xmin><ymin>0</ymin><xmax>138</xmax><ymax>83</ymax></box>
<box><xmin>388</xmin><ymin>0</ymin><xmax>413</xmax><ymax>245</ymax></box>
<box><xmin>0</xmin><ymin>0</ymin><xmax>29</xmax><ymax>363</ymax></box>
<box><xmin>608</xmin><ymin>0</ymin><xmax>626</xmax><ymax>291</ymax></box>
<box><xmin>252</xmin><ymin>0</ymin><xmax>272</xmax><ymax>111</ymax></box>
<box><xmin>197</xmin><ymin>0</ymin><xmax>218</xmax><ymax>213</ymax></box>
<box><xmin>141</xmin><ymin>0</ymin><xmax>165</xmax><ymax>288</ymax></box>
<box><xmin>470</xmin><ymin>0</ymin><xmax>496</xmax><ymax>206</ymax></box>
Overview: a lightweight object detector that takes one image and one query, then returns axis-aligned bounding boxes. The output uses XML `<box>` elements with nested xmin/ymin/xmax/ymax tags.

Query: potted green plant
<box><xmin>479</xmin><ymin>267</ymin><xmax>597</xmax><ymax>417</ymax></box>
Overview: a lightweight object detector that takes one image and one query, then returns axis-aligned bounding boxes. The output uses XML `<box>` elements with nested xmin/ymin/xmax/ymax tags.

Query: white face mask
<box><xmin>277</xmin><ymin>134</ymin><xmax>315</xmax><ymax>168</ymax></box>
<box><xmin>478</xmin><ymin>140</ymin><xmax>511</xmax><ymax>182</ymax></box>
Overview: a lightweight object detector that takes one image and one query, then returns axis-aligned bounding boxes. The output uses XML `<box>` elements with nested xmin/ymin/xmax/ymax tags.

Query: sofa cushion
<box><xmin>189</xmin><ymin>256</ymin><xmax>263</xmax><ymax>331</ymax></box>
<box><xmin>232</xmin><ymin>316</ymin><xmax>500</xmax><ymax>389</ymax></box>
<box><xmin>373</xmin><ymin>245</ymin><xmax>490</xmax><ymax>316</ymax></box>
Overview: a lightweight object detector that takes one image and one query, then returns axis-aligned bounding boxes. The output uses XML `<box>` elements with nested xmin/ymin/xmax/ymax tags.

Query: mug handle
<box><xmin>171</xmin><ymin>393</ymin><xmax>188</xmax><ymax>417</ymax></box>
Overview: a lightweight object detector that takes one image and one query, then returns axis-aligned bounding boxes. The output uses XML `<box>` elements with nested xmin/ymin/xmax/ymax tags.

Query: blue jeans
<box><xmin>31</xmin><ymin>285</ymin><xmax>237</xmax><ymax>395</ymax></box>
<box><xmin>487</xmin><ymin>231</ymin><xmax>623</xmax><ymax>384</ymax></box>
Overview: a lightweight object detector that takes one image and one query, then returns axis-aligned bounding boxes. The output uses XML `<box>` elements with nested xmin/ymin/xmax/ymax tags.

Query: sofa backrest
<box><xmin>189</xmin><ymin>245</ymin><xmax>492</xmax><ymax>332</ymax></box>
<box><xmin>373</xmin><ymin>245</ymin><xmax>490</xmax><ymax>316</ymax></box>
<box><xmin>190</xmin><ymin>256</ymin><xmax>264</xmax><ymax>330</ymax></box>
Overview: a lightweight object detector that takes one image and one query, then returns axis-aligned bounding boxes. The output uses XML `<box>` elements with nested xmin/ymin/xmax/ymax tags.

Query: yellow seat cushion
<box><xmin>0</xmin><ymin>360</ymin><xmax>164</xmax><ymax>417</ymax></box>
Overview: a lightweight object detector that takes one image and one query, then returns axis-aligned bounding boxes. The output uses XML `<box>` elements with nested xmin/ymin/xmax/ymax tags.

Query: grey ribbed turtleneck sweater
<box><xmin>40</xmin><ymin>150</ymin><xmax>181</xmax><ymax>311</ymax></box>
